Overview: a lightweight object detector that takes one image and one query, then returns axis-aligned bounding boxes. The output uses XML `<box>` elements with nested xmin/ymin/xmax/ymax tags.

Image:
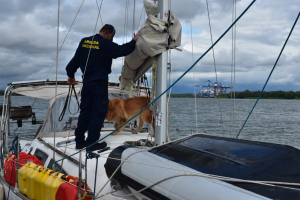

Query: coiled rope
<box><xmin>236</xmin><ymin>11</ymin><xmax>300</xmax><ymax>139</ymax></box>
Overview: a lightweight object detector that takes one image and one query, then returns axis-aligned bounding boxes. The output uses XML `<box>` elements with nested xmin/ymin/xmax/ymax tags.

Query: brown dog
<box><xmin>105</xmin><ymin>96</ymin><xmax>152</xmax><ymax>135</ymax></box>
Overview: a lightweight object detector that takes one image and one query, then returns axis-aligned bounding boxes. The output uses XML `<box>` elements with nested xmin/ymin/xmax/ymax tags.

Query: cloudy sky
<box><xmin>0</xmin><ymin>0</ymin><xmax>299</xmax><ymax>93</ymax></box>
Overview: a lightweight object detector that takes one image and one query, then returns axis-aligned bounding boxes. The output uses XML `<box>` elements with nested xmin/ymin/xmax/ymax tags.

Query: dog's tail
<box><xmin>132</xmin><ymin>117</ymin><xmax>144</xmax><ymax>134</ymax></box>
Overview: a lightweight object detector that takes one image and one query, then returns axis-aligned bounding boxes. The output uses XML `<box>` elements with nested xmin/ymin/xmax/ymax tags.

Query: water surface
<box><xmin>1</xmin><ymin>96</ymin><xmax>300</xmax><ymax>148</ymax></box>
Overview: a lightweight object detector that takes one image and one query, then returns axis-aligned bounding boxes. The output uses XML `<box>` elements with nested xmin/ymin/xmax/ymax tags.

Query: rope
<box><xmin>53</xmin><ymin>0</ymin><xmax>61</xmax><ymax>168</ymax></box>
<box><xmin>97</xmin><ymin>173</ymin><xmax>300</xmax><ymax>199</ymax></box>
<box><xmin>167</xmin><ymin>50</ymin><xmax>172</xmax><ymax>141</ymax></box>
<box><xmin>236</xmin><ymin>12</ymin><xmax>300</xmax><ymax>138</ymax></box>
<box><xmin>49</xmin><ymin>0</ymin><xmax>105</xmax><ymax>172</ymax></box>
<box><xmin>85</xmin><ymin>152</ymin><xmax>100</xmax><ymax>200</ymax></box>
<box><xmin>165</xmin><ymin>3</ymin><xmax>172</xmax><ymax>138</ymax></box>
<box><xmin>96</xmin><ymin>135</ymin><xmax>192</xmax><ymax>198</ymax></box>
<box><xmin>137</xmin><ymin>6</ymin><xmax>145</xmax><ymax>31</ymax></box>
<box><xmin>133</xmin><ymin>0</ymin><xmax>136</xmax><ymax>37</ymax></box>
<box><xmin>151</xmin><ymin>61</ymin><xmax>157</xmax><ymax>103</ymax></box>
<box><xmin>125</xmin><ymin>0</ymin><xmax>129</xmax><ymax>43</ymax></box>
<box><xmin>58</xmin><ymin>85</ymin><xmax>80</xmax><ymax>122</ymax></box>
<box><xmin>6</xmin><ymin>137</ymin><xmax>18</xmax><ymax>200</ymax></box>
<box><xmin>60</xmin><ymin>96</ymin><xmax>80</xmax><ymax>172</ymax></box>
<box><xmin>96</xmin><ymin>0</ymin><xmax>103</xmax><ymax>26</ymax></box>
<box><xmin>96</xmin><ymin>0</ymin><xmax>119</xmax><ymax>82</ymax></box>
<box><xmin>46</xmin><ymin>0</ymin><xmax>85</xmax><ymax>79</ymax></box>
<box><xmin>78</xmin><ymin>192</ymin><xmax>87</xmax><ymax>200</ymax></box>
<box><xmin>62</xmin><ymin>0</ymin><xmax>104</xmax><ymax>177</ymax></box>
<box><xmin>205</xmin><ymin>0</ymin><xmax>224</xmax><ymax>137</ymax></box>
<box><xmin>230</xmin><ymin>0</ymin><xmax>237</xmax><ymax>138</ymax></box>
<box><xmin>96</xmin><ymin>149</ymin><xmax>148</xmax><ymax>198</ymax></box>
<box><xmin>48</xmin><ymin>0</ymin><xmax>257</xmax><ymax>169</ymax></box>
<box><xmin>97</xmin><ymin>153</ymin><xmax>300</xmax><ymax>198</ymax></box>
<box><xmin>60</xmin><ymin>0</ymin><xmax>103</xmax><ymax>173</ymax></box>
<box><xmin>189</xmin><ymin>0</ymin><xmax>198</xmax><ymax>134</ymax></box>
<box><xmin>81</xmin><ymin>0</ymin><xmax>103</xmax><ymax>82</ymax></box>
<box><xmin>121</xmin><ymin>0</ymin><xmax>129</xmax><ymax>66</ymax></box>
<box><xmin>151</xmin><ymin>61</ymin><xmax>158</xmax><ymax>138</ymax></box>
<box><xmin>95</xmin><ymin>0</ymin><xmax>119</xmax><ymax>81</ymax></box>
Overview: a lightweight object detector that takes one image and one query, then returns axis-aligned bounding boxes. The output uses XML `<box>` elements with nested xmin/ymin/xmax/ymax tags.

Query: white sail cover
<box><xmin>120</xmin><ymin>0</ymin><xmax>182</xmax><ymax>89</ymax></box>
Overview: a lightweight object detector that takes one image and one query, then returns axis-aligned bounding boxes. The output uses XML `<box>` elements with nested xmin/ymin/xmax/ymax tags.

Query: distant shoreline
<box><xmin>170</xmin><ymin>90</ymin><xmax>300</xmax><ymax>99</ymax></box>
<box><xmin>1</xmin><ymin>90</ymin><xmax>300</xmax><ymax>99</ymax></box>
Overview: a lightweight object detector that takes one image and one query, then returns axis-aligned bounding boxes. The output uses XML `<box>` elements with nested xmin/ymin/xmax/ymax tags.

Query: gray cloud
<box><xmin>0</xmin><ymin>0</ymin><xmax>299</xmax><ymax>92</ymax></box>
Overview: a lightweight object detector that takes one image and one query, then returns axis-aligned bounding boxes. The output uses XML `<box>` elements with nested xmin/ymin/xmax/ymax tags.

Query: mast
<box><xmin>155</xmin><ymin>0</ymin><xmax>168</xmax><ymax>145</ymax></box>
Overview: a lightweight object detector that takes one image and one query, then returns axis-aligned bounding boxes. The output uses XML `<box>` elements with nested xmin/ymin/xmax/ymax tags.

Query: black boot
<box><xmin>75</xmin><ymin>141</ymin><xmax>86</xmax><ymax>149</ymax></box>
<box><xmin>86</xmin><ymin>142</ymin><xmax>107</xmax><ymax>151</ymax></box>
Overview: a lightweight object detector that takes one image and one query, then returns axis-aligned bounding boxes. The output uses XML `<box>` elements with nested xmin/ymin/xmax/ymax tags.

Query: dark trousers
<box><xmin>75</xmin><ymin>80</ymin><xmax>108</xmax><ymax>146</ymax></box>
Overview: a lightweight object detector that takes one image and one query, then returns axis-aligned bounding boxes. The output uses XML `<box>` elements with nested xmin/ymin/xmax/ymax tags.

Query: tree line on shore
<box><xmin>218</xmin><ymin>90</ymin><xmax>300</xmax><ymax>99</ymax></box>
<box><xmin>170</xmin><ymin>90</ymin><xmax>300</xmax><ymax>99</ymax></box>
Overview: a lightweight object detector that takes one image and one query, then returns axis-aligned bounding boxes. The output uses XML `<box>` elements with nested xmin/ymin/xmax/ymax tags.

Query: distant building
<box><xmin>197</xmin><ymin>80</ymin><xmax>231</xmax><ymax>98</ymax></box>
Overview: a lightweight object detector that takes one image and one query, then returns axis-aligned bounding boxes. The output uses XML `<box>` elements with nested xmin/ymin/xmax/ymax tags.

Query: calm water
<box><xmin>1</xmin><ymin>96</ymin><xmax>300</xmax><ymax>148</ymax></box>
<box><xmin>169</xmin><ymin>98</ymin><xmax>300</xmax><ymax>148</ymax></box>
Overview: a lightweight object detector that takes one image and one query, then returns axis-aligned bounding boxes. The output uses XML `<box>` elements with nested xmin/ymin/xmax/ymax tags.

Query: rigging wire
<box><xmin>133</xmin><ymin>0</ymin><xmax>136</xmax><ymax>37</ymax></box>
<box><xmin>236</xmin><ymin>12</ymin><xmax>300</xmax><ymax>138</ymax></box>
<box><xmin>125</xmin><ymin>0</ymin><xmax>129</xmax><ymax>43</ymax></box>
<box><xmin>230</xmin><ymin>0</ymin><xmax>237</xmax><ymax>137</ymax></box>
<box><xmin>95</xmin><ymin>0</ymin><xmax>104</xmax><ymax>26</ymax></box>
<box><xmin>53</xmin><ymin>0</ymin><xmax>61</xmax><ymax>166</ymax></box>
<box><xmin>166</xmin><ymin>1</ymin><xmax>172</xmax><ymax>141</ymax></box>
<box><xmin>137</xmin><ymin>6</ymin><xmax>145</xmax><ymax>31</ymax></box>
<box><xmin>189</xmin><ymin>0</ymin><xmax>198</xmax><ymax>134</ymax></box>
<box><xmin>167</xmin><ymin>50</ymin><xmax>172</xmax><ymax>141</ymax></box>
<box><xmin>122</xmin><ymin>0</ymin><xmax>129</xmax><ymax>66</ymax></box>
<box><xmin>233</xmin><ymin>0</ymin><xmax>236</xmax><ymax>136</ymax></box>
<box><xmin>60</xmin><ymin>0</ymin><xmax>104</xmax><ymax>171</ymax></box>
<box><xmin>96</xmin><ymin>0</ymin><xmax>117</xmax><ymax>81</ymax></box>
<box><xmin>81</xmin><ymin>1</ymin><xmax>103</xmax><ymax>83</ymax></box>
<box><xmin>205</xmin><ymin>0</ymin><xmax>225</xmax><ymax>136</ymax></box>
<box><xmin>48</xmin><ymin>0</ymin><xmax>257</xmax><ymax>169</ymax></box>
<box><xmin>46</xmin><ymin>0</ymin><xmax>86</xmax><ymax>80</ymax></box>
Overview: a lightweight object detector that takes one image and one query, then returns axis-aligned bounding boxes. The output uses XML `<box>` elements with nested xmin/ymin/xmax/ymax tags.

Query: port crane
<box><xmin>195</xmin><ymin>80</ymin><xmax>232</xmax><ymax>97</ymax></box>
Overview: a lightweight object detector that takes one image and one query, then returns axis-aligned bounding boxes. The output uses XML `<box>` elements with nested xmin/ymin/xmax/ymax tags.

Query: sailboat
<box><xmin>1</xmin><ymin>0</ymin><xmax>300</xmax><ymax>200</ymax></box>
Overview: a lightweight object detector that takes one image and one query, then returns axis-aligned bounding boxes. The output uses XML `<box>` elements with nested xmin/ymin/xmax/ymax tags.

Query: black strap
<box><xmin>143</xmin><ymin>74</ymin><xmax>151</xmax><ymax>103</ymax></box>
<box><xmin>58</xmin><ymin>84</ymin><xmax>80</xmax><ymax>122</ymax></box>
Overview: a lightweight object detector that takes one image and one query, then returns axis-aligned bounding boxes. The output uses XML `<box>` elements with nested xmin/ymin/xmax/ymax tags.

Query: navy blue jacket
<box><xmin>66</xmin><ymin>34</ymin><xmax>136</xmax><ymax>82</ymax></box>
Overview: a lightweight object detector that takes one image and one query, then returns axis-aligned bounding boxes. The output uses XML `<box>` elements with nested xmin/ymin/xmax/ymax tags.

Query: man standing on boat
<box><xmin>66</xmin><ymin>24</ymin><xmax>139</xmax><ymax>151</ymax></box>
